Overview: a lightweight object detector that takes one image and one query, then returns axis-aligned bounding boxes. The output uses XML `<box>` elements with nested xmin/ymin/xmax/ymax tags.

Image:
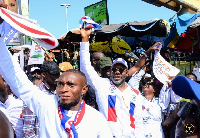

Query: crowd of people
<box><xmin>0</xmin><ymin>27</ymin><xmax>199</xmax><ymax>138</ymax></box>
<box><xmin>0</xmin><ymin>1</ymin><xmax>200</xmax><ymax>137</ymax></box>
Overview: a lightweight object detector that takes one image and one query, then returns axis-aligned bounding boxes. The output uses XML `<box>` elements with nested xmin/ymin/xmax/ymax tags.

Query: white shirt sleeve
<box><xmin>159</xmin><ymin>85</ymin><xmax>170</xmax><ymax>112</ymax></box>
<box><xmin>128</xmin><ymin>69</ymin><xmax>145</xmax><ymax>90</ymax></box>
<box><xmin>79</xmin><ymin>42</ymin><xmax>104</xmax><ymax>93</ymax></box>
<box><xmin>0</xmin><ymin>38</ymin><xmax>50</xmax><ymax>117</ymax></box>
<box><xmin>159</xmin><ymin>85</ymin><xmax>181</xmax><ymax>113</ymax></box>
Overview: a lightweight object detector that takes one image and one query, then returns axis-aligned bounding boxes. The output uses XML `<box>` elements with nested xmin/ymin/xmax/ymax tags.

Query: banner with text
<box><xmin>153</xmin><ymin>45</ymin><xmax>180</xmax><ymax>85</ymax></box>
<box><xmin>28</xmin><ymin>41</ymin><xmax>44</xmax><ymax>65</ymax></box>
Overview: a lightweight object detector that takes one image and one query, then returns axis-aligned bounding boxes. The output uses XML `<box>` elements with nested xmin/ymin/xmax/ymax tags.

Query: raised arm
<box><xmin>79</xmin><ymin>28</ymin><xmax>104</xmax><ymax>91</ymax></box>
<box><xmin>127</xmin><ymin>42</ymin><xmax>162</xmax><ymax>77</ymax></box>
<box><xmin>0</xmin><ymin>37</ymin><xmax>49</xmax><ymax>116</ymax></box>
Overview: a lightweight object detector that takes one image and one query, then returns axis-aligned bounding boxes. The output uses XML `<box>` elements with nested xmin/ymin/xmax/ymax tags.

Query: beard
<box><xmin>111</xmin><ymin>75</ymin><xmax>126</xmax><ymax>86</ymax></box>
<box><xmin>30</xmin><ymin>76</ymin><xmax>40</xmax><ymax>82</ymax></box>
<box><xmin>60</xmin><ymin>96</ymin><xmax>81</xmax><ymax>110</ymax></box>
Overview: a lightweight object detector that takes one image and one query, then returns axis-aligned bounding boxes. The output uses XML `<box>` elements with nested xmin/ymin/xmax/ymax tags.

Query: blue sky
<box><xmin>29</xmin><ymin>0</ymin><xmax>176</xmax><ymax>39</ymax></box>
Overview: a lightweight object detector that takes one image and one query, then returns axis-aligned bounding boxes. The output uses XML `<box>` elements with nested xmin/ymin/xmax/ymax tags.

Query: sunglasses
<box><xmin>111</xmin><ymin>68</ymin><xmax>126</xmax><ymax>74</ymax></box>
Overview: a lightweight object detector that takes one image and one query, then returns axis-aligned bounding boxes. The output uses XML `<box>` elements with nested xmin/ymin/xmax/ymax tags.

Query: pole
<box><xmin>61</xmin><ymin>4</ymin><xmax>71</xmax><ymax>33</ymax></box>
<box><xmin>66</xmin><ymin>7</ymin><xmax>68</xmax><ymax>33</ymax></box>
<box><xmin>17</xmin><ymin>0</ymin><xmax>24</xmax><ymax>46</ymax></box>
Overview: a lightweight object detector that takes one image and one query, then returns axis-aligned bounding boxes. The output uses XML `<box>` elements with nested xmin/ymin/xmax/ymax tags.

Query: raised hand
<box><xmin>146</xmin><ymin>42</ymin><xmax>162</xmax><ymax>55</ymax></box>
<box><xmin>80</xmin><ymin>28</ymin><xmax>92</xmax><ymax>42</ymax></box>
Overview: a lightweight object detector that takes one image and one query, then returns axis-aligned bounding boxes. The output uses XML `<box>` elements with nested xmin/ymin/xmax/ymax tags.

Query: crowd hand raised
<box><xmin>145</xmin><ymin>42</ymin><xmax>162</xmax><ymax>55</ymax></box>
<box><xmin>80</xmin><ymin>28</ymin><xmax>92</xmax><ymax>42</ymax></box>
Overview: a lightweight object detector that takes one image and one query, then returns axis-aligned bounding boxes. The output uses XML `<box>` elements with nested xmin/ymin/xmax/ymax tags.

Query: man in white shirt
<box><xmin>80</xmin><ymin>28</ymin><xmax>161</xmax><ymax>138</ymax></box>
<box><xmin>0</xmin><ymin>37</ymin><xmax>113</xmax><ymax>138</ymax></box>
<box><xmin>0</xmin><ymin>75</ymin><xmax>23</xmax><ymax>138</ymax></box>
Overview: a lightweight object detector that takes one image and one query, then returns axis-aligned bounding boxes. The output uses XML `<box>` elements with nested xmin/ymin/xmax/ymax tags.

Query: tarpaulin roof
<box><xmin>94</xmin><ymin>18</ymin><xmax>167</xmax><ymax>37</ymax></box>
<box><xmin>59</xmin><ymin>19</ymin><xmax>168</xmax><ymax>43</ymax></box>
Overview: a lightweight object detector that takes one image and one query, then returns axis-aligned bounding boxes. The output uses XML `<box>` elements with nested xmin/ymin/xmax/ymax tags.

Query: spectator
<box><xmin>91</xmin><ymin>52</ymin><xmax>105</xmax><ymax>76</ymax></box>
<box><xmin>0</xmin><ymin>75</ymin><xmax>23</xmax><ymax>138</ymax></box>
<box><xmin>40</xmin><ymin>61</ymin><xmax>60</xmax><ymax>95</ymax></box>
<box><xmin>29</xmin><ymin>67</ymin><xmax>43</xmax><ymax>86</ymax></box>
<box><xmin>99</xmin><ymin>56</ymin><xmax>112</xmax><ymax>78</ymax></box>
<box><xmin>80</xmin><ymin>27</ymin><xmax>161</xmax><ymax>137</ymax></box>
<box><xmin>0</xmin><ymin>36</ymin><xmax>113</xmax><ymax>137</ymax></box>
<box><xmin>22</xmin><ymin>61</ymin><xmax>60</xmax><ymax>138</ymax></box>
<box><xmin>141</xmin><ymin>77</ymin><xmax>164</xmax><ymax>138</ymax></box>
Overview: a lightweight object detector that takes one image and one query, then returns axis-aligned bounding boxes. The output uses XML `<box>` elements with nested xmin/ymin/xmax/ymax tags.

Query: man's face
<box><xmin>186</xmin><ymin>75</ymin><xmax>197</xmax><ymax>82</ymax></box>
<box><xmin>92</xmin><ymin>53</ymin><xmax>104</xmax><ymax>70</ymax></box>
<box><xmin>29</xmin><ymin>70</ymin><xmax>41</xmax><ymax>79</ymax></box>
<box><xmin>43</xmin><ymin>72</ymin><xmax>60</xmax><ymax>85</ymax></box>
<box><xmin>110</xmin><ymin>63</ymin><xmax>127</xmax><ymax>86</ymax></box>
<box><xmin>100</xmin><ymin>66</ymin><xmax>110</xmax><ymax>78</ymax></box>
<box><xmin>56</xmin><ymin>72</ymin><xmax>87</xmax><ymax>109</ymax></box>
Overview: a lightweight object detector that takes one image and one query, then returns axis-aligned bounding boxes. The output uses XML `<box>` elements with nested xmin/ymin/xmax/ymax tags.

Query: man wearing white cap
<box><xmin>80</xmin><ymin>28</ymin><xmax>161</xmax><ymax>137</ymax></box>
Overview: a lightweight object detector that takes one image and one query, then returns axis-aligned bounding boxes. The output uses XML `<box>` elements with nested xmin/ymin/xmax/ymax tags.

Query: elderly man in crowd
<box><xmin>80</xmin><ymin>27</ymin><xmax>161</xmax><ymax>137</ymax></box>
<box><xmin>0</xmin><ymin>37</ymin><xmax>112</xmax><ymax>137</ymax></box>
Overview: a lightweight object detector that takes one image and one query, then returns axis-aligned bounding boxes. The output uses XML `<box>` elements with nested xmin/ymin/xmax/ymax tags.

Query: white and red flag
<box><xmin>0</xmin><ymin>7</ymin><xmax>58</xmax><ymax>50</ymax></box>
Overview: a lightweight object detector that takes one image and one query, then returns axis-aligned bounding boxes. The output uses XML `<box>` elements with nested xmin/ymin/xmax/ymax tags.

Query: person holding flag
<box><xmin>79</xmin><ymin>16</ymin><xmax>162</xmax><ymax>137</ymax></box>
<box><xmin>0</xmin><ymin>10</ymin><xmax>113</xmax><ymax>137</ymax></box>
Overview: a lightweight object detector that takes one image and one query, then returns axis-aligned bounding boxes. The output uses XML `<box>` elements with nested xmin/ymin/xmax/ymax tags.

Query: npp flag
<box><xmin>79</xmin><ymin>16</ymin><xmax>102</xmax><ymax>29</ymax></box>
<box><xmin>28</xmin><ymin>41</ymin><xmax>45</xmax><ymax>65</ymax></box>
<box><xmin>0</xmin><ymin>7</ymin><xmax>58</xmax><ymax>50</ymax></box>
<box><xmin>153</xmin><ymin>44</ymin><xmax>180</xmax><ymax>85</ymax></box>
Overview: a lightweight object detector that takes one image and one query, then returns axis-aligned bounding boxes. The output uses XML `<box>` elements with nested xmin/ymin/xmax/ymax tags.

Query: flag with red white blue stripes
<box><xmin>79</xmin><ymin>16</ymin><xmax>102</xmax><ymax>29</ymax></box>
<box><xmin>0</xmin><ymin>7</ymin><xmax>58</xmax><ymax>50</ymax></box>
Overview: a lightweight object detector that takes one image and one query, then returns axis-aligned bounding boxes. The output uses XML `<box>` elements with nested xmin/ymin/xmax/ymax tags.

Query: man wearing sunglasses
<box><xmin>80</xmin><ymin>28</ymin><xmax>161</xmax><ymax>137</ymax></box>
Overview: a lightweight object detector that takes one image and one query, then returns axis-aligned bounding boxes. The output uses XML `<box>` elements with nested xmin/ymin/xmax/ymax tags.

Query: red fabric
<box><xmin>1</xmin><ymin>8</ymin><xmax>51</xmax><ymax>37</ymax></box>
<box><xmin>130</xmin><ymin>87</ymin><xmax>139</xmax><ymax>95</ymax></box>
<box><xmin>107</xmin><ymin>107</ymin><xmax>117</xmax><ymax>122</ymax></box>
<box><xmin>175</xmin><ymin>29</ymin><xmax>200</xmax><ymax>54</ymax></box>
<box><xmin>130</xmin><ymin>115</ymin><xmax>135</xmax><ymax>128</ymax></box>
